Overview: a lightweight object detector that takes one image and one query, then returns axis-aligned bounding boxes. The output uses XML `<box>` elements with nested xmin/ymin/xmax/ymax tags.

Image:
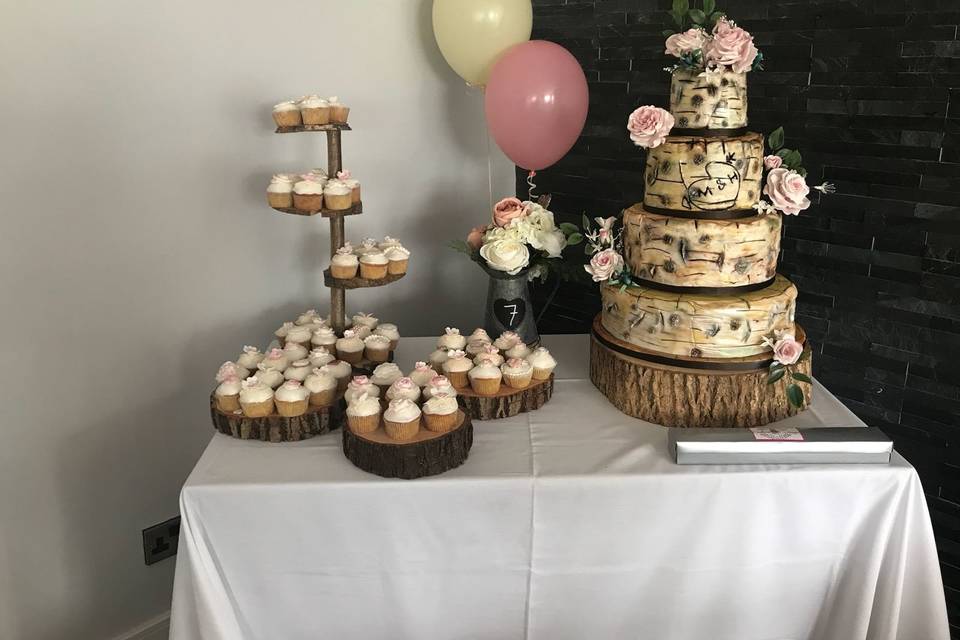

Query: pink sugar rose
<box><xmin>584</xmin><ymin>248</ymin><xmax>624</xmax><ymax>282</ymax></box>
<box><xmin>627</xmin><ymin>106</ymin><xmax>675</xmax><ymax>149</ymax></box>
<box><xmin>466</xmin><ymin>225</ymin><xmax>488</xmax><ymax>250</ymax></box>
<box><xmin>493</xmin><ymin>197</ymin><xmax>526</xmax><ymax>227</ymax></box>
<box><xmin>773</xmin><ymin>335</ymin><xmax>803</xmax><ymax>365</ymax></box>
<box><xmin>763</xmin><ymin>155</ymin><xmax>783</xmax><ymax>170</ymax></box>
<box><xmin>665</xmin><ymin>28</ymin><xmax>707</xmax><ymax>57</ymax></box>
<box><xmin>764</xmin><ymin>168</ymin><xmax>811</xmax><ymax>216</ymax></box>
<box><xmin>704</xmin><ymin>18</ymin><xmax>758</xmax><ymax>74</ymax></box>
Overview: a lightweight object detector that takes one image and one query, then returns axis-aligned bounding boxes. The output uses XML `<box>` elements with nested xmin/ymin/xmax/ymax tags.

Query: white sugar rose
<box><xmin>665</xmin><ymin>28</ymin><xmax>707</xmax><ymax>57</ymax></box>
<box><xmin>627</xmin><ymin>106</ymin><xmax>676</xmax><ymax>149</ymax></box>
<box><xmin>480</xmin><ymin>238</ymin><xmax>530</xmax><ymax>275</ymax></box>
<box><xmin>585</xmin><ymin>248</ymin><xmax>624</xmax><ymax>282</ymax></box>
<box><xmin>530</xmin><ymin>228</ymin><xmax>566</xmax><ymax>258</ymax></box>
<box><xmin>704</xmin><ymin>18</ymin><xmax>758</xmax><ymax>74</ymax></box>
<box><xmin>764</xmin><ymin>167</ymin><xmax>811</xmax><ymax>216</ymax></box>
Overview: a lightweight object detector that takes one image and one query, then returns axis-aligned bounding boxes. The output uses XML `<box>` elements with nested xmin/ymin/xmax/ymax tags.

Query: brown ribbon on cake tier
<box><xmin>642</xmin><ymin>205</ymin><xmax>758</xmax><ymax>220</ymax></box>
<box><xmin>628</xmin><ymin>276</ymin><xmax>776</xmax><ymax>295</ymax></box>
<box><xmin>669</xmin><ymin>126</ymin><xmax>749</xmax><ymax>138</ymax></box>
<box><xmin>591</xmin><ymin>325</ymin><xmax>777</xmax><ymax>372</ymax></box>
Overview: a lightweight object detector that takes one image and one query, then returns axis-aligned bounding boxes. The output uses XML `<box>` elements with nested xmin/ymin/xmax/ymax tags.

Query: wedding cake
<box><xmin>586</xmin><ymin>10</ymin><xmax>829</xmax><ymax>428</ymax></box>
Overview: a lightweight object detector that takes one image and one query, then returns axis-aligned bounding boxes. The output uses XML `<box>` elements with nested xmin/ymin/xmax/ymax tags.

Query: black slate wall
<box><xmin>520</xmin><ymin>0</ymin><xmax>960</xmax><ymax>633</ymax></box>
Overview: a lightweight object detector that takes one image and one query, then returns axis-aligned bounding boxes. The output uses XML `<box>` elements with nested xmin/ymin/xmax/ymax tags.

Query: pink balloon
<box><xmin>484</xmin><ymin>40</ymin><xmax>589</xmax><ymax>171</ymax></box>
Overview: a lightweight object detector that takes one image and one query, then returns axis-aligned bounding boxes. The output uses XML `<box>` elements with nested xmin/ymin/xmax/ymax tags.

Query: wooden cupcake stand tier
<box><xmin>210</xmin><ymin>396</ymin><xmax>345</xmax><ymax>443</ymax></box>
<box><xmin>589</xmin><ymin>316</ymin><xmax>811</xmax><ymax>428</ymax></box>
<box><xmin>342</xmin><ymin>411</ymin><xmax>473</xmax><ymax>479</ymax></box>
<box><xmin>456</xmin><ymin>375</ymin><xmax>554</xmax><ymax>420</ymax></box>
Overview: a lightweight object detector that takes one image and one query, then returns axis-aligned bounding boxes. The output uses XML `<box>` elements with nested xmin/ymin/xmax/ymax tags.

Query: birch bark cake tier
<box><xmin>643</xmin><ymin>132</ymin><xmax>763</xmax><ymax>213</ymax></box>
<box><xmin>621</xmin><ymin>203</ymin><xmax>781</xmax><ymax>288</ymax></box>
<box><xmin>600</xmin><ymin>274</ymin><xmax>797</xmax><ymax>359</ymax></box>
<box><xmin>670</xmin><ymin>69</ymin><xmax>747</xmax><ymax>131</ymax></box>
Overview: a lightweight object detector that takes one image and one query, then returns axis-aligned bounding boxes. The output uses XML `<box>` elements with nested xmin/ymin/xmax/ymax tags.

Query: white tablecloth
<box><xmin>170</xmin><ymin>335</ymin><xmax>949</xmax><ymax>640</ymax></box>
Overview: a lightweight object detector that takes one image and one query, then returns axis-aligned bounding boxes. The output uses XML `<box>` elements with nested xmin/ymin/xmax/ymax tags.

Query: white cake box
<box><xmin>670</xmin><ymin>427</ymin><xmax>893</xmax><ymax>465</ymax></box>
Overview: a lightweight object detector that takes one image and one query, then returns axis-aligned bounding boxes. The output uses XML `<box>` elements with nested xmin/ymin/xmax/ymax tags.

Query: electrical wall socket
<box><xmin>142</xmin><ymin>516</ymin><xmax>181</xmax><ymax>565</ymax></box>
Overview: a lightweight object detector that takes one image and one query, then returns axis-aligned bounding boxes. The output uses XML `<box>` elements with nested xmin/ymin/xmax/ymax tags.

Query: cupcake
<box><xmin>354</xmin><ymin>238</ymin><xmax>379</xmax><ymax>255</ymax></box>
<box><xmin>528</xmin><ymin>347</ymin><xmax>557</xmax><ymax>380</ymax></box>
<box><xmin>275</xmin><ymin>321</ymin><xmax>294</xmax><ymax>343</ymax></box>
<box><xmin>505</xmin><ymin>342</ymin><xmax>532</xmax><ymax>359</ymax></box>
<box><xmin>385</xmin><ymin>245</ymin><xmax>410</xmax><ymax>275</ymax></box>
<box><xmin>373</xmin><ymin>323</ymin><xmax>400</xmax><ymax>350</ymax></box>
<box><xmin>237</xmin><ymin>346</ymin><xmax>264</xmax><ymax>371</ymax></box>
<box><xmin>326</xmin><ymin>359</ymin><xmax>354</xmax><ymax>391</ymax></box>
<box><xmin>493</xmin><ymin>331</ymin><xmax>521</xmax><ymax>351</ymax></box>
<box><xmin>438</xmin><ymin>327</ymin><xmax>467</xmax><ymax>350</ymax></box>
<box><xmin>272</xmin><ymin>100</ymin><xmax>301</xmax><ymax>128</ymax></box>
<box><xmin>275</xmin><ymin>380</ymin><xmax>309</xmax><ymax>417</ymax></box>
<box><xmin>304</xmin><ymin>367</ymin><xmax>338</xmax><ymax>407</ymax></box>
<box><xmin>501</xmin><ymin>357</ymin><xmax>533</xmax><ymax>389</ymax></box>
<box><xmin>216</xmin><ymin>361</ymin><xmax>249</xmax><ymax>383</ymax></box>
<box><xmin>336</xmin><ymin>330</ymin><xmax>365</xmax><ymax>364</ymax></box>
<box><xmin>359</xmin><ymin>251</ymin><xmax>389</xmax><ymax>280</ymax></box>
<box><xmin>423</xmin><ymin>375</ymin><xmax>458</xmax><ymax>400</ymax></box>
<box><xmin>364</xmin><ymin>334</ymin><xmax>391</xmax><ymax>363</ymax></box>
<box><xmin>468</xmin><ymin>362</ymin><xmax>503</xmax><ymax>396</ymax></box>
<box><xmin>408</xmin><ymin>361</ymin><xmax>438</xmax><ymax>387</ymax></box>
<box><xmin>468</xmin><ymin>328</ymin><xmax>490</xmax><ymax>343</ymax></box>
<box><xmin>293</xmin><ymin>177</ymin><xmax>325</xmax><ymax>212</ymax></box>
<box><xmin>261</xmin><ymin>348</ymin><xmax>289</xmax><ymax>372</ymax></box>
<box><xmin>386</xmin><ymin>377</ymin><xmax>421</xmax><ymax>402</ymax></box>
<box><xmin>383</xmin><ymin>398</ymin><xmax>421</xmax><ymax>441</ymax></box>
<box><xmin>255</xmin><ymin>362</ymin><xmax>285</xmax><ymax>389</ymax></box>
<box><xmin>422</xmin><ymin>394</ymin><xmax>459</xmax><ymax>433</ymax></box>
<box><xmin>466</xmin><ymin>339</ymin><xmax>491</xmax><ymax>358</ymax></box>
<box><xmin>331</xmin><ymin>246</ymin><xmax>359</xmax><ymax>279</ymax></box>
<box><xmin>284</xmin><ymin>358</ymin><xmax>312</xmax><ymax>382</ymax></box>
<box><xmin>352</xmin><ymin>324</ymin><xmax>372</xmax><ymax>340</ymax></box>
<box><xmin>327</xmin><ymin>95</ymin><xmax>350</xmax><ymax>124</ymax></box>
<box><xmin>323</xmin><ymin>180</ymin><xmax>352</xmax><ymax>210</ymax></box>
<box><xmin>370</xmin><ymin>362</ymin><xmax>403</xmax><ymax>392</ymax></box>
<box><xmin>345</xmin><ymin>375</ymin><xmax>380</xmax><ymax>404</ymax></box>
<box><xmin>305</xmin><ymin>168</ymin><xmax>327</xmax><ymax>181</ymax></box>
<box><xmin>266</xmin><ymin>174</ymin><xmax>295</xmax><ymax>209</ymax></box>
<box><xmin>352</xmin><ymin>312</ymin><xmax>379</xmax><ymax>330</ymax></box>
<box><xmin>336</xmin><ymin>170</ymin><xmax>361</xmax><ymax>204</ymax></box>
<box><xmin>441</xmin><ymin>349</ymin><xmax>472</xmax><ymax>388</ymax></box>
<box><xmin>378</xmin><ymin>236</ymin><xmax>402</xmax><ymax>251</ymax></box>
<box><xmin>346</xmin><ymin>392</ymin><xmax>381</xmax><ymax>434</ymax></box>
<box><xmin>311</xmin><ymin>326</ymin><xmax>338</xmax><ymax>352</ymax></box>
<box><xmin>282</xmin><ymin>341</ymin><xmax>308</xmax><ymax>363</ymax></box>
<box><xmin>308</xmin><ymin>347</ymin><xmax>336</xmax><ymax>368</ymax></box>
<box><xmin>298</xmin><ymin>95</ymin><xmax>330</xmax><ymax>125</ymax></box>
<box><xmin>296</xmin><ymin>309</ymin><xmax>321</xmax><ymax>325</ymax></box>
<box><xmin>214</xmin><ymin>376</ymin><xmax>242</xmax><ymax>413</ymax></box>
<box><xmin>428</xmin><ymin>348</ymin><xmax>449</xmax><ymax>370</ymax></box>
<box><xmin>473</xmin><ymin>344</ymin><xmax>504</xmax><ymax>367</ymax></box>
<box><xmin>239</xmin><ymin>377</ymin><xmax>275</xmax><ymax>418</ymax></box>
<box><xmin>284</xmin><ymin>325</ymin><xmax>313</xmax><ymax>347</ymax></box>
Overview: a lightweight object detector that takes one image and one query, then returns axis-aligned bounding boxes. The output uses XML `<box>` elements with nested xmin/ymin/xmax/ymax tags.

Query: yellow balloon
<box><xmin>432</xmin><ymin>0</ymin><xmax>532</xmax><ymax>86</ymax></box>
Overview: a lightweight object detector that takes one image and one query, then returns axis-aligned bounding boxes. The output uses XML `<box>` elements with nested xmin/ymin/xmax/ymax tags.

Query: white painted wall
<box><xmin>0</xmin><ymin>1</ymin><xmax>513</xmax><ymax>637</ymax></box>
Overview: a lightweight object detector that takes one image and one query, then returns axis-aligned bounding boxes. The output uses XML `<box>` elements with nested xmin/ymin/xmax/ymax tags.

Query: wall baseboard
<box><xmin>111</xmin><ymin>611</ymin><xmax>170</xmax><ymax>640</ymax></box>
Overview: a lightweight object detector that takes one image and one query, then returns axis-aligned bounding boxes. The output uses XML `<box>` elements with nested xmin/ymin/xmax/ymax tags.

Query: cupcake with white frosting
<box><xmin>304</xmin><ymin>168</ymin><xmax>327</xmax><ymax>181</ymax></box>
<box><xmin>428</xmin><ymin>347</ymin><xmax>449</xmax><ymax>370</ymax></box>
<box><xmin>255</xmin><ymin>363</ymin><xmax>285</xmax><ymax>389</ymax></box>
<box><xmin>354</xmin><ymin>238</ymin><xmax>379</xmax><ymax>255</ymax></box>
<box><xmin>336</xmin><ymin>329</ymin><xmax>365</xmax><ymax>364</ymax></box>
<box><xmin>293</xmin><ymin>176</ymin><xmax>325</xmax><ymax>212</ymax></box>
<box><xmin>304</xmin><ymin>367</ymin><xmax>338</xmax><ymax>407</ymax></box>
<box><xmin>214</xmin><ymin>376</ymin><xmax>242</xmax><ymax>413</ymax></box>
<box><xmin>359</xmin><ymin>251</ymin><xmax>388</xmax><ymax>280</ymax></box>
<box><xmin>527</xmin><ymin>347</ymin><xmax>557</xmax><ymax>380</ymax></box>
<box><xmin>383</xmin><ymin>398</ymin><xmax>421</xmax><ymax>441</ymax></box>
<box><xmin>311</xmin><ymin>326</ymin><xmax>338</xmax><ymax>352</ymax></box>
<box><xmin>323</xmin><ymin>180</ymin><xmax>352</xmax><ymax>210</ymax></box>
<box><xmin>272</xmin><ymin>100</ymin><xmax>301</xmax><ymax>128</ymax></box>
<box><xmin>505</xmin><ymin>342</ymin><xmax>532</xmax><ymax>360</ymax></box>
<box><xmin>423</xmin><ymin>394</ymin><xmax>459</xmax><ymax>433</ymax></box>
<box><xmin>408</xmin><ymin>361</ymin><xmax>438</xmax><ymax>387</ymax></box>
<box><xmin>423</xmin><ymin>375</ymin><xmax>458</xmax><ymax>400</ymax></box>
<box><xmin>274</xmin><ymin>380</ymin><xmax>309</xmax><ymax>417</ymax></box>
<box><xmin>346</xmin><ymin>392</ymin><xmax>380</xmax><ymax>434</ymax></box>
<box><xmin>386</xmin><ymin>377</ymin><xmax>421</xmax><ymax>402</ymax></box>
<box><xmin>217</xmin><ymin>361</ymin><xmax>249</xmax><ymax>383</ymax></box>
<box><xmin>326</xmin><ymin>359</ymin><xmax>354</xmax><ymax>391</ymax></box>
<box><xmin>261</xmin><ymin>348</ymin><xmax>289</xmax><ymax>372</ymax></box>
<box><xmin>373</xmin><ymin>323</ymin><xmax>400</xmax><ymax>350</ymax></box>
<box><xmin>370</xmin><ymin>362</ymin><xmax>403</xmax><ymax>392</ymax></box>
<box><xmin>327</xmin><ymin>95</ymin><xmax>349</xmax><ymax>124</ymax></box>
<box><xmin>283</xmin><ymin>359</ymin><xmax>312</xmax><ymax>382</ymax></box>
<box><xmin>501</xmin><ymin>357</ymin><xmax>533</xmax><ymax>389</ymax></box>
<box><xmin>336</xmin><ymin>170</ymin><xmax>361</xmax><ymax>204</ymax></box>
<box><xmin>345</xmin><ymin>375</ymin><xmax>380</xmax><ymax>404</ymax></box>
<box><xmin>237</xmin><ymin>346</ymin><xmax>264</xmax><ymax>371</ymax></box>
<box><xmin>466</xmin><ymin>339</ymin><xmax>491</xmax><ymax>358</ymax></box>
<box><xmin>267</xmin><ymin>174</ymin><xmax>296</xmax><ymax>209</ymax></box>
<box><xmin>296</xmin><ymin>309</ymin><xmax>320</xmax><ymax>325</ymax></box>
<box><xmin>468</xmin><ymin>328</ymin><xmax>490</xmax><ymax>343</ymax></box>
<box><xmin>438</xmin><ymin>327</ymin><xmax>467</xmax><ymax>350</ymax></box>
<box><xmin>331</xmin><ymin>246</ymin><xmax>359</xmax><ymax>279</ymax></box>
<box><xmin>284</xmin><ymin>324</ymin><xmax>313</xmax><ymax>347</ymax></box>
<box><xmin>385</xmin><ymin>245</ymin><xmax>410</xmax><ymax>275</ymax></box>
<box><xmin>378</xmin><ymin>236</ymin><xmax>402</xmax><ymax>251</ymax></box>
<box><xmin>308</xmin><ymin>347</ymin><xmax>336</xmax><ymax>369</ymax></box>
<box><xmin>468</xmin><ymin>362</ymin><xmax>502</xmax><ymax>396</ymax></box>
<box><xmin>352</xmin><ymin>312</ymin><xmax>379</xmax><ymax>330</ymax></box>
<box><xmin>239</xmin><ymin>377</ymin><xmax>275</xmax><ymax>418</ymax></box>
<box><xmin>441</xmin><ymin>349</ymin><xmax>472</xmax><ymax>388</ymax></box>
<box><xmin>364</xmin><ymin>334</ymin><xmax>391</xmax><ymax>363</ymax></box>
<box><xmin>352</xmin><ymin>325</ymin><xmax>372</xmax><ymax>340</ymax></box>
<box><xmin>493</xmin><ymin>331</ymin><xmax>521</xmax><ymax>351</ymax></box>
<box><xmin>275</xmin><ymin>321</ymin><xmax>294</xmax><ymax>343</ymax></box>
<box><xmin>473</xmin><ymin>344</ymin><xmax>504</xmax><ymax>367</ymax></box>
<box><xmin>298</xmin><ymin>95</ymin><xmax>330</xmax><ymax>125</ymax></box>
<box><xmin>282</xmin><ymin>341</ymin><xmax>308</xmax><ymax>363</ymax></box>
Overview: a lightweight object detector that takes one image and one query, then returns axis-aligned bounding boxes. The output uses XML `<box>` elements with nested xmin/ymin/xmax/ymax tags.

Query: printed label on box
<box><xmin>750</xmin><ymin>427</ymin><xmax>804</xmax><ymax>441</ymax></box>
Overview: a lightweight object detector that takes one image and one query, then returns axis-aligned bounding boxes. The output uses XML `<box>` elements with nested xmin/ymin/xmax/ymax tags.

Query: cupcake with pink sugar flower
<box><xmin>408</xmin><ymin>361</ymin><xmax>438</xmax><ymax>387</ymax></box>
<box><xmin>386</xmin><ymin>377</ymin><xmax>421</xmax><ymax>402</ymax></box>
<box><xmin>336</xmin><ymin>170</ymin><xmax>361</xmax><ymax>204</ymax></box>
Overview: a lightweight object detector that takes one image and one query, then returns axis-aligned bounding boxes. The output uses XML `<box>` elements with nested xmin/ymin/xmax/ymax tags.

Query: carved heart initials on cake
<box><xmin>681</xmin><ymin>160</ymin><xmax>741</xmax><ymax>211</ymax></box>
<box><xmin>494</xmin><ymin>298</ymin><xmax>526</xmax><ymax>329</ymax></box>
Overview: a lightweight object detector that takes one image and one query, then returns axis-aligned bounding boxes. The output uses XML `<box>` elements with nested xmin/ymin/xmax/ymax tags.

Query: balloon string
<box><xmin>527</xmin><ymin>170</ymin><xmax>537</xmax><ymax>200</ymax></box>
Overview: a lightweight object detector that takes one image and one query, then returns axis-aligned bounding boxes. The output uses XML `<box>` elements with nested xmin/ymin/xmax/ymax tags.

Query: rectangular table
<box><xmin>170</xmin><ymin>335</ymin><xmax>949</xmax><ymax>640</ymax></box>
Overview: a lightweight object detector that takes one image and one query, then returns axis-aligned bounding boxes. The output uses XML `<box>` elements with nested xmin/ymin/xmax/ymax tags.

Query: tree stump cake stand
<box><xmin>210</xmin><ymin>395</ymin><xmax>345</xmax><ymax>443</ymax></box>
<box><xmin>342</xmin><ymin>411</ymin><xmax>474</xmax><ymax>479</ymax></box>
<box><xmin>456</xmin><ymin>375</ymin><xmax>554</xmax><ymax>421</ymax></box>
<box><xmin>590</xmin><ymin>316</ymin><xmax>811</xmax><ymax>428</ymax></box>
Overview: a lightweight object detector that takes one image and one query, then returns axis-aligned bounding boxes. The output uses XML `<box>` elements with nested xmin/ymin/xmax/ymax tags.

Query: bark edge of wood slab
<box><xmin>210</xmin><ymin>395</ymin><xmax>344</xmax><ymax>442</ymax></box>
<box><xmin>456</xmin><ymin>374</ymin><xmax>554</xmax><ymax>421</ymax></box>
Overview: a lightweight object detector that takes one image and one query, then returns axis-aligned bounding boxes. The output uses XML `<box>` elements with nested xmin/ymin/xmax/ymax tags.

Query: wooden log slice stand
<box><xmin>456</xmin><ymin>374</ymin><xmax>554</xmax><ymax>420</ymax></box>
<box><xmin>210</xmin><ymin>395</ymin><xmax>345</xmax><ymax>442</ymax></box>
<box><xmin>342</xmin><ymin>410</ymin><xmax>473</xmax><ymax>479</ymax></box>
<box><xmin>590</xmin><ymin>315</ymin><xmax>812</xmax><ymax>428</ymax></box>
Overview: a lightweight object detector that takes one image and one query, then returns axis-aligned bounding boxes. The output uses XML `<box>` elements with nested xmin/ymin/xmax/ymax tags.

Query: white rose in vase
<box><xmin>530</xmin><ymin>228</ymin><xmax>566</xmax><ymax>258</ymax></box>
<box><xmin>480</xmin><ymin>238</ymin><xmax>530</xmax><ymax>275</ymax></box>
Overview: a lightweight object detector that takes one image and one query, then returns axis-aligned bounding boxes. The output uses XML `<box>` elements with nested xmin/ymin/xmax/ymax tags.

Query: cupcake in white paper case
<box><xmin>255</xmin><ymin>363</ymin><xmax>284</xmax><ymax>389</ymax></box>
<box><xmin>345</xmin><ymin>375</ymin><xmax>380</xmax><ymax>404</ymax></box>
<box><xmin>311</xmin><ymin>326</ymin><xmax>338</xmax><ymax>353</ymax></box>
<box><xmin>527</xmin><ymin>347</ymin><xmax>557</xmax><ymax>381</ymax></box>
<box><xmin>373</xmin><ymin>323</ymin><xmax>400</xmax><ymax>350</ymax></box>
<box><xmin>473</xmin><ymin>344</ymin><xmax>504</xmax><ymax>367</ymax></box>
<box><xmin>423</xmin><ymin>394</ymin><xmax>459</xmax><ymax>433</ymax></box>
<box><xmin>308</xmin><ymin>347</ymin><xmax>336</xmax><ymax>369</ymax></box>
<box><xmin>383</xmin><ymin>398</ymin><xmax>421</xmax><ymax>441</ymax></box>
<box><xmin>493</xmin><ymin>331</ymin><xmax>521</xmax><ymax>351</ymax></box>
<box><xmin>327</xmin><ymin>96</ymin><xmax>350</xmax><ymax>124</ymax></box>
<box><xmin>331</xmin><ymin>246</ymin><xmax>359</xmax><ymax>279</ymax></box>
<box><xmin>323</xmin><ymin>180</ymin><xmax>352</xmax><ymax>210</ymax></box>
<box><xmin>428</xmin><ymin>347</ymin><xmax>449</xmax><ymax>370</ymax></box>
<box><xmin>274</xmin><ymin>380</ymin><xmax>309</xmax><ymax>417</ymax></box>
<box><xmin>266</xmin><ymin>174</ymin><xmax>296</xmax><ymax>209</ymax></box>
<box><xmin>214</xmin><ymin>376</ymin><xmax>242</xmax><ymax>413</ymax></box>
<box><xmin>239</xmin><ymin>377</ymin><xmax>275</xmax><ymax>418</ymax></box>
<box><xmin>304</xmin><ymin>367</ymin><xmax>338</xmax><ymax>407</ymax></box>
<box><xmin>284</xmin><ymin>324</ymin><xmax>313</xmax><ymax>347</ymax></box>
<box><xmin>408</xmin><ymin>361</ymin><xmax>438</xmax><ymax>387</ymax></box>
<box><xmin>236</xmin><ymin>346</ymin><xmax>264</xmax><ymax>371</ymax></box>
<box><xmin>437</xmin><ymin>327</ymin><xmax>467</xmax><ymax>350</ymax></box>
<box><xmin>336</xmin><ymin>330</ymin><xmax>365</xmax><ymax>364</ymax></box>
<box><xmin>385</xmin><ymin>245</ymin><xmax>410</xmax><ymax>276</ymax></box>
<box><xmin>441</xmin><ymin>349</ymin><xmax>472</xmax><ymax>388</ymax></box>
<box><xmin>423</xmin><ymin>375</ymin><xmax>458</xmax><ymax>400</ymax></box>
<box><xmin>293</xmin><ymin>176</ymin><xmax>325</xmax><ymax>212</ymax></box>
<box><xmin>371</xmin><ymin>363</ymin><xmax>403</xmax><ymax>391</ymax></box>
<box><xmin>346</xmin><ymin>392</ymin><xmax>380</xmax><ymax>434</ymax></box>
<box><xmin>359</xmin><ymin>251</ymin><xmax>389</xmax><ymax>280</ymax></box>
<box><xmin>352</xmin><ymin>312</ymin><xmax>379</xmax><ymax>330</ymax></box>
<box><xmin>336</xmin><ymin>170</ymin><xmax>361</xmax><ymax>204</ymax></box>
<box><xmin>386</xmin><ymin>377</ymin><xmax>421</xmax><ymax>403</ymax></box>
<box><xmin>216</xmin><ymin>361</ymin><xmax>249</xmax><ymax>383</ymax></box>
<box><xmin>272</xmin><ymin>100</ymin><xmax>301</xmax><ymax>128</ymax></box>
<box><xmin>298</xmin><ymin>95</ymin><xmax>330</xmax><ymax>125</ymax></box>
<box><xmin>468</xmin><ymin>362</ymin><xmax>502</xmax><ymax>396</ymax></box>
<box><xmin>501</xmin><ymin>358</ymin><xmax>533</xmax><ymax>389</ymax></box>
<box><xmin>364</xmin><ymin>334</ymin><xmax>391</xmax><ymax>363</ymax></box>
<box><xmin>261</xmin><ymin>348</ymin><xmax>289</xmax><ymax>372</ymax></box>
<box><xmin>283</xmin><ymin>359</ymin><xmax>312</xmax><ymax>382</ymax></box>
<box><xmin>282</xmin><ymin>341</ymin><xmax>308</xmax><ymax>363</ymax></box>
